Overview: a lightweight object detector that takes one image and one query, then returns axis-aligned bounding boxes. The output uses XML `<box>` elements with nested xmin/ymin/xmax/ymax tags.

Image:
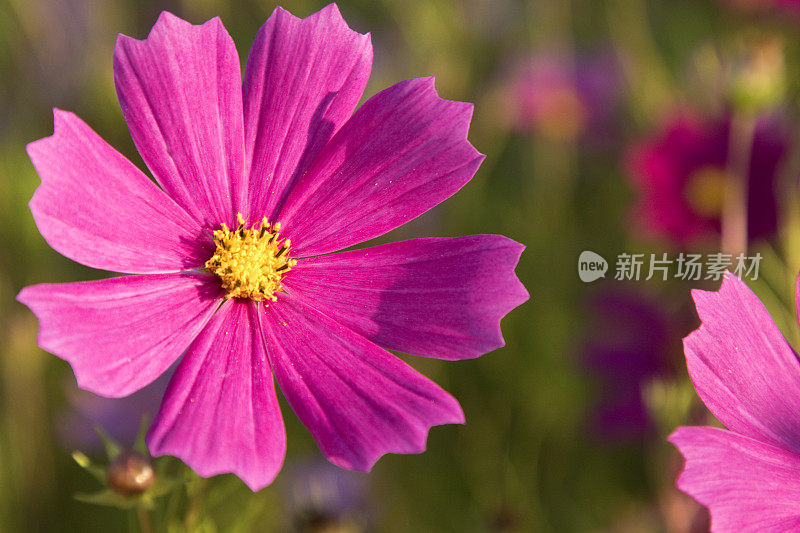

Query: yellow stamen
<box><xmin>205</xmin><ymin>213</ymin><xmax>296</xmax><ymax>302</ymax></box>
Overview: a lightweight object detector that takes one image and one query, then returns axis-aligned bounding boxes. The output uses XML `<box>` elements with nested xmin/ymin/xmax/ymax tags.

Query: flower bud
<box><xmin>728</xmin><ymin>34</ymin><xmax>785</xmax><ymax>113</ymax></box>
<box><xmin>106</xmin><ymin>451</ymin><xmax>155</xmax><ymax>496</ymax></box>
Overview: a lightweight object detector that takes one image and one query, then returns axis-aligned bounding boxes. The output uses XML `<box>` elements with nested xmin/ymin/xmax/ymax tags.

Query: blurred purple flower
<box><xmin>58</xmin><ymin>372</ymin><xmax>169</xmax><ymax>452</ymax></box>
<box><xmin>583</xmin><ymin>288</ymin><xmax>674</xmax><ymax>440</ymax></box>
<box><xmin>626</xmin><ymin>111</ymin><xmax>788</xmax><ymax>246</ymax></box>
<box><xmin>18</xmin><ymin>4</ymin><xmax>528</xmax><ymax>490</ymax></box>
<box><xmin>504</xmin><ymin>51</ymin><xmax>622</xmax><ymax>144</ymax></box>
<box><xmin>18</xmin><ymin>0</ymin><xmax>93</xmax><ymax>103</ymax></box>
<box><xmin>671</xmin><ymin>272</ymin><xmax>800</xmax><ymax>530</ymax></box>
<box><xmin>282</xmin><ymin>458</ymin><xmax>369</xmax><ymax>532</ymax></box>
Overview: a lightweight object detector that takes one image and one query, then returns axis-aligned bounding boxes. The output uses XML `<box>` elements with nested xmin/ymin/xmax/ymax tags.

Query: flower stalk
<box><xmin>721</xmin><ymin>112</ymin><xmax>756</xmax><ymax>258</ymax></box>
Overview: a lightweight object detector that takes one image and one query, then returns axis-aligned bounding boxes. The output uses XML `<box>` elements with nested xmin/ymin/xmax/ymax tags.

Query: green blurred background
<box><xmin>3</xmin><ymin>0</ymin><xmax>800</xmax><ymax>531</ymax></box>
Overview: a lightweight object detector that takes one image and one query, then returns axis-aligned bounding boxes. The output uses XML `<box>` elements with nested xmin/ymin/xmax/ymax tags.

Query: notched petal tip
<box><xmin>486</xmin><ymin>237</ymin><xmax>530</xmax><ymax>352</ymax></box>
<box><xmin>50</xmin><ymin>106</ymin><xmax>74</xmax><ymax>124</ymax></box>
<box><xmin>411</xmin><ymin>76</ymin><xmax>477</xmax><ymax>139</ymax></box>
<box><xmin>151</xmin><ymin>10</ymin><xmax>187</xmax><ymax>31</ymax></box>
<box><xmin>26</xmin><ymin>108</ymin><xmax>72</xmax><ymax>159</ymax></box>
<box><xmin>666</xmin><ymin>426</ymin><xmax>800</xmax><ymax>531</ymax></box>
<box><xmin>114</xmin><ymin>12</ymin><xmax>179</xmax><ymax>47</ymax></box>
<box><xmin>15</xmin><ymin>286</ymin><xmax>30</xmax><ymax>306</ymax></box>
<box><xmin>114</xmin><ymin>5</ymin><xmax>243</xmax><ymax>229</ymax></box>
<box><xmin>20</xmin><ymin>285</ymin><xmax>128</xmax><ymax>400</ymax></box>
<box><xmin>287</xmin><ymin>235</ymin><xmax>528</xmax><ymax>360</ymax></box>
<box><xmin>274</xmin><ymin>73</ymin><xmax>483</xmax><ymax>254</ymax></box>
<box><xmin>264</xmin><ymin>297</ymin><xmax>467</xmax><ymax>474</ymax></box>
<box><xmin>21</xmin><ymin>275</ymin><xmax>223</xmax><ymax>398</ymax></box>
<box><xmin>667</xmin><ymin>425</ymin><xmax>691</xmax><ymax>448</ymax></box>
<box><xmin>150</xmin><ymin>11</ymin><xmax>205</xmax><ymax>38</ymax></box>
<box><xmin>682</xmin><ymin>266</ymin><xmax>800</xmax><ymax>453</ymax></box>
<box><xmin>147</xmin><ymin>301</ymin><xmax>286</xmax><ymax>492</ymax></box>
<box><xmin>318</xmin><ymin>2</ymin><xmax>343</xmax><ymax>16</ymax></box>
<box><xmin>666</xmin><ymin>427</ymin><xmax>701</xmax><ymax>496</ymax></box>
<box><xmin>689</xmin><ymin>271</ymin><xmax>748</xmax><ymax>323</ymax></box>
<box><xmin>309</xmin><ymin>3</ymin><xmax>369</xmax><ymax>38</ymax></box>
<box><xmin>268</xmin><ymin>2</ymin><xmax>370</xmax><ymax>41</ymax></box>
<box><xmin>116</xmin><ymin>11</ymin><xmax>228</xmax><ymax>50</ymax></box>
<box><xmin>332</xmin><ymin>391</ymin><xmax>465</xmax><ymax>473</ymax></box>
<box><xmin>243</xmin><ymin>1</ymin><xmax>373</xmax><ymax>222</ymax></box>
<box><xmin>25</xmin><ymin>110</ymin><xmax>213</xmax><ymax>272</ymax></box>
<box><xmin>343</xmin><ymin>404</ymin><xmax>466</xmax><ymax>473</ymax></box>
<box><xmin>681</xmin><ymin>328</ymin><xmax>702</xmax><ymax>359</ymax></box>
<box><xmin>667</xmin><ymin>425</ymin><xmax>718</xmax><ymax>481</ymax></box>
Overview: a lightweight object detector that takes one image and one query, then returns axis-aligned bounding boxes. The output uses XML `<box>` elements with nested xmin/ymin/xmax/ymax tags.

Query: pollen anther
<box><xmin>205</xmin><ymin>213</ymin><xmax>296</xmax><ymax>302</ymax></box>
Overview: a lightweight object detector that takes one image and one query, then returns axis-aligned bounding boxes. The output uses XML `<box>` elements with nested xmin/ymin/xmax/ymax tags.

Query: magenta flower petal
<box><xmin>262</xmin><ymin>294</ymin><xmax>465</xmax><ymax>472</ymax></box>
<box><xmin>26</xmin><ymin>110</ymin><xmax>212</xmax><ymax>273</ymax></box>
<box><xmin>114</xmin><ymin>12</ymin><xmax>244</xmax><ymax>228</ymax></box>
<box><xmin>670</xmin><ymin>426</ymin><xmax>800</xmax><ymax>531</ymax></box>
<box><xmin>284</xmin><ymin>235</ymin><xmax>528</xmax><ymax>359</ymax></box>
<box><xmin>17</xmin><ymin>273</ymin><xmax>222</xmax><ymax>397</ymax></box>
<box><xmin>242</xmin><ymin>4</ymin><xmax>371</xmax><ymax>221</ymax></box>
<box><xmin>148</xmin><ymin>300</ymin><xmax>285</xmax><ymax>491</ymax></box>
<box><xmin>685</xmin><ymin>272</ymin><xmax>800</xmax><ymax>453</ymax></box>
<box><xmin>278</xmin><ymin>77</ymin><xmax>485</xmax><ymax>256</ymax></box>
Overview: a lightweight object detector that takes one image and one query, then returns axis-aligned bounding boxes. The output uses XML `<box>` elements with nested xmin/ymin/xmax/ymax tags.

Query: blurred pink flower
<box><xmin>18</xmin><ymin>5</ymin><xmax>528</xmax><ymax>490</ymax></box>
<box><xmin>504</xmin><ymin>51</ymin><xmax>622</xmax><ymax>144</ymax></box>
<box><xmin>626</xmin><ymin>112</ymin><xmax>788</xmax><ymax>246</ymax></box>
<box><xmin>671</xmin><ymin>272</ymin><xmax>800</xmax><ymax>530</ymax></box>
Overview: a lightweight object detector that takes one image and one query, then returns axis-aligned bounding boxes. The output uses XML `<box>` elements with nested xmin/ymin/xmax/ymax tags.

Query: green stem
<box><xmin>136</xmin><ymin>507</ymin><xmax>153</xmax><ymax>533</ymax></box>
<box><xmin>605</xmin><ymin>0</ymin><xmax>674</xmax><ymax>121</ymax></box>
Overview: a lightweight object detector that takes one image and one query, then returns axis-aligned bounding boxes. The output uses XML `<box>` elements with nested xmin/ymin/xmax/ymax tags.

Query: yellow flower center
<box><xmin>205</xmin><ymin>213</ymin><xmax>296</xmax><ymax>302</ymax></box>
<box><xmin>685</xmin><ymin>165</ymin><xmax>730</xmax><ymax>218</ymax></box>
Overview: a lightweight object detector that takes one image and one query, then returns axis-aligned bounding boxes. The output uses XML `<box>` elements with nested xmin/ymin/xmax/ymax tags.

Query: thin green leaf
<box><xmin>71</xmin><ymin>450</ymin><xmax>106</xmax><ymax>484</ymax></box>
<box><xmin>93</xmin><ymin>425</ymin><xmax>122</xmax><ymax>460</ymax></box>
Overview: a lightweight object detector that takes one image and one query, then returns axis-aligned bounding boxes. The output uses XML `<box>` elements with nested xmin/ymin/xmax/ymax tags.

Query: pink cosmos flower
<box><xmin>17</xmin><ymin>5</ymin><xmax>528</xmax><ymax>490</ymax></box>
<box><xmin>626</xmin><ymin>112</ymin><xmax>788</xmax><ymax>246</ymax></box>
<box><xmin>670</xmin><ymin>272</ymin><xmax>800</xmax><ymax>530</ymax></box>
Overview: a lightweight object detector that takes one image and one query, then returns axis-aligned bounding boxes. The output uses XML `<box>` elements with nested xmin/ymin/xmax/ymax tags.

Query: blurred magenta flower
<box><xmin>18</xmin><ymin>5</ymin><xmax>528</xmax><ymax>490</ymax></box>
<box><xmin>777</xmin><ymin>0</ymin><xmax>800</xmax><ymax>10</ymax></box>
<box><xmin>724</xmin><ymin>0</ymin><xmax>800</xmax><ymax>15</ymax></box>
<box><xmin>583</xmin><ymin>288</ymin><xmax>674</xmax><ymax>440</ymax></box>
<box><xmin>626</xmin><ymin>112</ymin><xmax>788</xmax><ymax>246</ymax></box>
<box><xmin>504</xmin><ymin>51</ymin><xmax>621</xmax><ymax>144</ymax></box>
<box><xmin>670</xmin><ymin>272</ymin><xmax>800</xmax><ymax>530</ymax></box>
